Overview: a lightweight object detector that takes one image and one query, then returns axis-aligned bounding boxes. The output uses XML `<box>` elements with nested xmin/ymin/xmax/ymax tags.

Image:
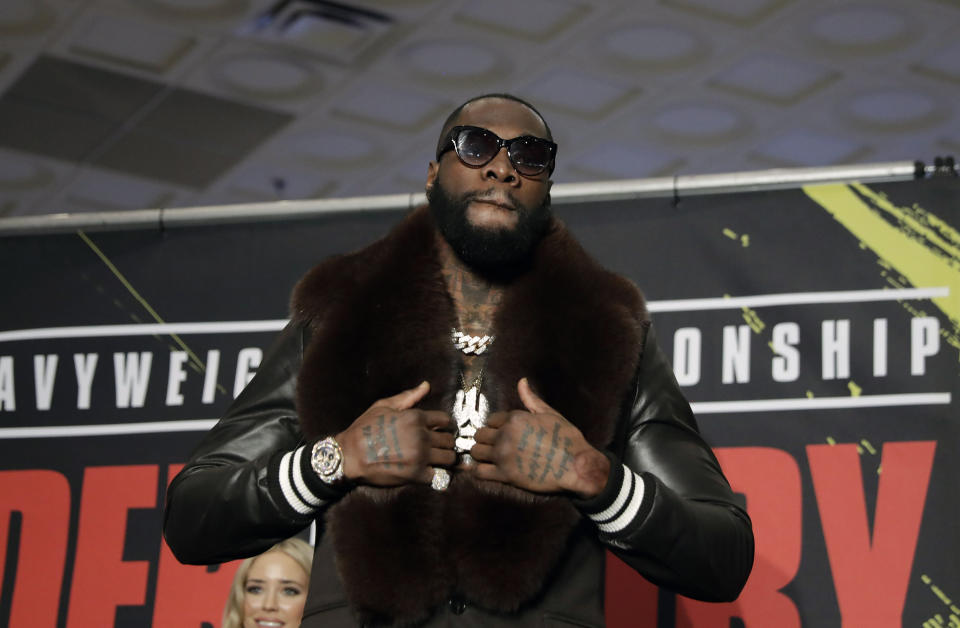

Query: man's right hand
<box><xmin>336</xmin><ymin>381</ymin><xmax>456</xmax><ymax>486</ymax></box>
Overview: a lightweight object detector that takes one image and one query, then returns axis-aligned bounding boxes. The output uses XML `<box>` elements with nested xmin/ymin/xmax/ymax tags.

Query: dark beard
<box><xmin>427</xmin><ymin>181</ymin><xmax>551</xmax><ymax>276</ymax></box>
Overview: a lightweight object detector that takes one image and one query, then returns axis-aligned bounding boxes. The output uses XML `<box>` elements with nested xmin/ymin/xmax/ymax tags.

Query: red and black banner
<box><xmin>1</xmin><ymin>178</ymin><xmax>957</xmax><ymax>626</ymax></box>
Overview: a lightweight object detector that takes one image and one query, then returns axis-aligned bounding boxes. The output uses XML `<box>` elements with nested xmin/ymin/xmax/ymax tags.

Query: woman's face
<box><xmin>242</xmin><ymin>551</ymin><xmax>309</xmax><ymax>628</ymax></box>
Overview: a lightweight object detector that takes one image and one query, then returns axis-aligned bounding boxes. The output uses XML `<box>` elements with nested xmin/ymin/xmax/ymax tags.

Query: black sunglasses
<box><xmin>437</xmin><ymin>125</ymin><xmax>557</xmax><ymax>177</ymax></box>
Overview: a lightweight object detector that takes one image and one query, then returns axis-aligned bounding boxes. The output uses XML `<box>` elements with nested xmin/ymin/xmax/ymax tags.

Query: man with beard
<box><xmin>164</xmin><ymin>94</ymin><xmax>754</xmax><ymax>627</ymax></box>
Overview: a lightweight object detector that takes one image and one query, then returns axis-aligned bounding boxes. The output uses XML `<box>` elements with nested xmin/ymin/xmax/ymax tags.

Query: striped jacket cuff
<box><xmin>267</xmin><ymin>445</ymin><xmax>340</xmax><ymax>519</ymax></box>
<box><xmin>574</xmin><ymin>458</ymin><xmax>654</xmax><ymax>537</ymax></box>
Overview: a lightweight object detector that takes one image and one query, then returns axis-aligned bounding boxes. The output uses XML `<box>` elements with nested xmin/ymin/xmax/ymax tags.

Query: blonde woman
<box><xmin>222</xmin><ymin>537</ymin><xmax>313</xmax><ymax>628</ymax></box>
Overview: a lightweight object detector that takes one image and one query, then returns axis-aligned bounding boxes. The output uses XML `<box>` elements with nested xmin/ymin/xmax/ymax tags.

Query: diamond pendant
<box><xmin>453</xmin><ymin>386</ymin><xmax>489</xmax><ymax>452</ymax></box>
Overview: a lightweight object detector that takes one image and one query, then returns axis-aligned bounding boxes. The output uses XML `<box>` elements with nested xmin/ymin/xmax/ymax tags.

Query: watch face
<box><xmin>314</xmin><ymin>443</ymin><xmax>340</xmax><ymax>475</ymax></box>
<box><xmin>312</xmin><ymin>438</ymin><xmax>342</xmax><ymax>481</ymax></box>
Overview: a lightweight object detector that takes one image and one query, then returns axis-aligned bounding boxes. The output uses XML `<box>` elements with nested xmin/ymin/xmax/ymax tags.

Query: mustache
<box><xmin>461</xmin><ymin>188</ymin><xmax>522</xmax><ymax>211</ymax></box>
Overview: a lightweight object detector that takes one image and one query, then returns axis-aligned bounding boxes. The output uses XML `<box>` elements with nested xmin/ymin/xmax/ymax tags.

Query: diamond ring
<box><xmin>431</xmin><ymin>467</ymin><xmax>450</xmax><ymax>492</ymax></box>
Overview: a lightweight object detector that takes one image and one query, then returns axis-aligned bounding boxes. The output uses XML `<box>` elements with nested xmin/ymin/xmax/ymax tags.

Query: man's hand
<box><xmin>470</xmin><ymin>378</ymin><xmax>610</xmax><ymax>498</ymax></box>
<box><xmin>337</xmin><ymin>381</ymin><xmax>456</xmax><ymax>486</ymax></box>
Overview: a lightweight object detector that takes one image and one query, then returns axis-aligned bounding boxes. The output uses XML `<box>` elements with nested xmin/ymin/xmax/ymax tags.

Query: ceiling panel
<box><xmin>5</xmin><ymin>55</ymin><xmax>163</xmax><ymax>121</ymax></box>
<box><xmin>0</xmin><ymin>97</ymin><xmax>118</xmax><ymax>162</ymax></box>
<box><xmin>0</xmin><ymin>55</ymin><xmax>292</xmax><ymax>189</ymax></box>
<box><xmin>66</xmin><ymin>12</ymin><xmax>196</xmax><ymax>73</ymax></box>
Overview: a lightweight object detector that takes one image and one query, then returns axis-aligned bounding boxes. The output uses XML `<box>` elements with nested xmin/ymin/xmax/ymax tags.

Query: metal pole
<box><xmin>0</xmin><ymin>160</ymin><xmax>925</xmax><ymax>236</ymax></box>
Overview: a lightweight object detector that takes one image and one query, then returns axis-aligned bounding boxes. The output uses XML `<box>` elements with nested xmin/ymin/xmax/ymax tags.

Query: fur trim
<box><xmin>290</xmin><ymin>207</ymin><xmax>646</xmax><ymax>625</ymax></box>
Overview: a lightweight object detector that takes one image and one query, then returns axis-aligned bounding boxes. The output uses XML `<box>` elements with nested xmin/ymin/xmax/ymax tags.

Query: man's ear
<box><xmin>426</xmin><ymin>160</ymin><xmax>438</xmax><ymax>192</ymax></box>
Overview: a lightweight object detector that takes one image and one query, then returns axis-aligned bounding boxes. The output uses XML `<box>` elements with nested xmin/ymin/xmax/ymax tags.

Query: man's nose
<box><xmin>483</xmin><ymin>147</ymin><xmax>518</xmax><ymax>185</ymax></box>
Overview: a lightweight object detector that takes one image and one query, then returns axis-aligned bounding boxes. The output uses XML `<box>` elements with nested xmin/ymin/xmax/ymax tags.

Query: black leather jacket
<box><xmin>164</xmin><ymin>321</ymin><xmax>753</xmax><ymax>626</ymax></box>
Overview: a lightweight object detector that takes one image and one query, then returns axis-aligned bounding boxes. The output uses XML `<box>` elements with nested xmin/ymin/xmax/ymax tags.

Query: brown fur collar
<box><xmin>291</xmin><ymin>207</ymin><xmax>647</xmax><ymax>626</ymax></box>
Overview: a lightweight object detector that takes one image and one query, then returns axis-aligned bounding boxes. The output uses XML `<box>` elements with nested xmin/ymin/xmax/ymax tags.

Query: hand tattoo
<box><xmin>517</xmin><ymin>424</ymin><xmax>534</xmax><ymax>452</ymax></box>
<box><xmin>514</xmin><ymin>422</ymin><xmax>576</xmax><ymax>485</ymax></box>
<box><xmin>387</xmin><ymin>415</ymin><xmax>404</xmax><ymax>467</ymax></box>
<box><xmin>526</xmin><ymin>426</ymin><xmax>548</xmax><ymax>481</ymax></box>
<box><xmin>536</xmin><ymin>423</ymin><xmax>562</xmax><ymax>483</ymax></box>
<box><xmin>555</xmin><ymin>437</ymin><xmax>574</xmax><ymax>481</ymax></box>
<box><xmin>363</xmin><ymin>415</ymin><xmax>405</xmax><ymax>468</ymax></box>
<box><xmin>362</xmin><ymin>425</ymin><xmax>378</xmax><ymax>463</ymax></box>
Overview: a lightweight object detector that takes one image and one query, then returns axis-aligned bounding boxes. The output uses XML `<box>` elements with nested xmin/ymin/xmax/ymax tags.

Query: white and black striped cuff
<box><xmin>269</xmin><ymin>446</ymin><xmax>328</xmax><ymax>517</ymax></box>
<box><xmin>575</xmin><ymin>460</ymin><xmax>653</xmax><ymax>536</ymax></box>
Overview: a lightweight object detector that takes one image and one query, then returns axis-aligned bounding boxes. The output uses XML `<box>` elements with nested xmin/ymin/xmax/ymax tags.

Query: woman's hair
<box><xmin>221</xmin><ymin>537</ymin><xmax>314</xmax><ymax>628</ymax></box>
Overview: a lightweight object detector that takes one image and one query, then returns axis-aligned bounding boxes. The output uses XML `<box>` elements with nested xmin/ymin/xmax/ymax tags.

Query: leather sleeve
<box><xmin>162</xmin><ymin>321</ymin><xmax>319</xmax><ymax>565</ymax></box>
<box><xmin>576</xmin><ymin>324</ymin><xmax>755</xmax><ymax>602</ymax></box>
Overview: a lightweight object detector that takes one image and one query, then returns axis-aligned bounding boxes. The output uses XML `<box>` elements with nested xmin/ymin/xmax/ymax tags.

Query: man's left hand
<box><xmin>470</xmin><ymin>378</ymin><xmax>610</xmax><ymax>499</ymax></box>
